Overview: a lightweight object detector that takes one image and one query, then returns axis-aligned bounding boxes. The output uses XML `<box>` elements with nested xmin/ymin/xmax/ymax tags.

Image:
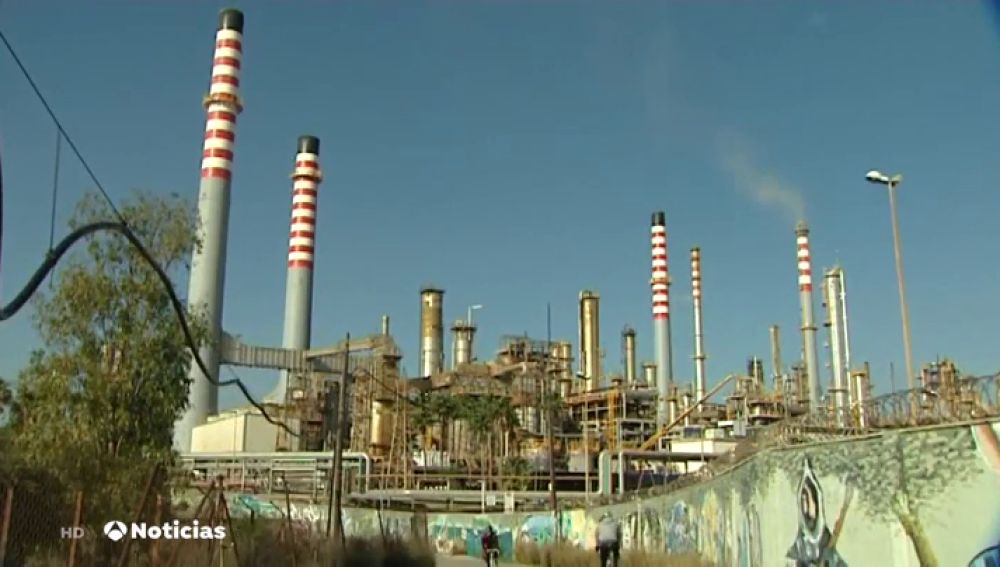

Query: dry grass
<box><xmin>514</xmin><ymin>541</ymin><xmax>713</xmax><ymax>567</ymax></box>
<box><xmin>17</xmin><ymin>525</ymin><xmax>435</xmax><ymax>567</ymax></box>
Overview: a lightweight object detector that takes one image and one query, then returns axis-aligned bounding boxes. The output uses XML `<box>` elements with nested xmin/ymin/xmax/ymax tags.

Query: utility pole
<box><xmin>330</xmin><ymin>333</ymin><xmax>350</xmax><ymax>546</ymax></box>
<box><xmin>545</xmin><ymin>303</ymin><xmax>560</xmax><ymax>541</ymax></box>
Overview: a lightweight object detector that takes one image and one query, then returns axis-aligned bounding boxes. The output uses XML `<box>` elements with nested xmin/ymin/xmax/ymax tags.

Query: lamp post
<box><xmin>864</xmin><ymin>170</ymin><xmax>916</xmax><ymax>397</ymax></box>
<box><xmin>467</xmin><ymin>304</ymin><xmax>483</xmax><ymax>326</ymax></box>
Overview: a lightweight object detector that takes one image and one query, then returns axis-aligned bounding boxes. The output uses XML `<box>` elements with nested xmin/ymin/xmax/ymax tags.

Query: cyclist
<box><xmin>481</xmin><ymin>525</ymin><xmax>500</xmax><ymax>567</ymax></box>
<box><xmin>594</xmin><ymin>512</ymin><xmax>621</xmax><ymax>567</ymax></box>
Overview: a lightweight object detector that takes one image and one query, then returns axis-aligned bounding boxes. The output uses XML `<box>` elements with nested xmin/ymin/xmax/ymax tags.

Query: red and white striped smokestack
<box><xmin>796</xmin><ymin>221</ymin><xmax>821</xmax><ymax>410</ymax></box>
<box><xmin>691</xmin><ymin>247</ymin><xmax>707</xmax><ymax>406</ymax></box>
<box><xmin>274</xmin><ymin>136</ymin><xmax>323</xmax><ymax>402</ymax></box>
<box><xmin>175</xmin><ymin>8</ymin><xmax>246</xmax><ymax>453</ymax></box>
<box><xmin>650</xmin><ymin>211</ymin><xmax>673</xmax><ymax>426</ymax></box>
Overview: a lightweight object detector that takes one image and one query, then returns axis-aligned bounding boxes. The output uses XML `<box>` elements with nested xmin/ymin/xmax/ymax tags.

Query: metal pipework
<box><xmin>175</xmin><ymin>8</ymin><xmax>246</xmax><ymax>452</ymax></box>
<box><xmin>650</xmin><ymin>211</ymin><xmax>674</xmax><ymax>427</ymax></box>
<box><xmin>622</xmin><ymin>326</ymin><xmax>637</xmax><ymax>386</ymax></box>
<box><xmin>578</xmin><ymin>290</ymin><xmax>602</xmax><ymax>391</ymax></box>
<box><xmin>795</xmin><ymin>221</ymin><xmax>821</xmax><ymax>410</ymax></box>
<box><xmin>690</xmin><ymin>247</ymin><xmax>707</xmax><ymax>404</ymax></box>
<box><xmin>419</xmin><ymin>287</ymin><xmax>445</xmax><ymax>377</ymax></box>
<box><xmin>451</xmin><ymin>319</ymin><xmax>476</xmax><ymax>368</ymax></box>
<box><xmin>769</xmin><ymin>325</ymin><xmax>784</xmax><ymax>396</ymax></box>
<box><xmin>823</xmin><ymin>266</ymin><xmax>850</xmax><ymax>425</ymax></box>
<box><xmin>274</xmin><ymin>135</ymin><xmax>323</xmax><ymax>403</ymax></box>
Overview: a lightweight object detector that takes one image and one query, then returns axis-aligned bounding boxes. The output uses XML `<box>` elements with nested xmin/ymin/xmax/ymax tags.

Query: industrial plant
<box><xmin>174</xmin><ymin>9</ymin><xmax>994</xmax><ymax>512</ymax></box>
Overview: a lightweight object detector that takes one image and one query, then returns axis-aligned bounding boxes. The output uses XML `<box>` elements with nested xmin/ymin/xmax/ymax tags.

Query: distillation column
<box><xmin>451</xmin><ymin>320</ymin><xmax>476</xmax><ymax>368</ymax></box>
<box><xmin>419</xmin><ymin>287</ymin><xmax>445</xmax><ymax>377</ymax></box>
<box><xmin>770</xmin><ymin>325</ymin><xmax>784</xmax><ymax>396</ymax></box>
<box><xmin>690</xmin><ymin>247</ymin><xmax>707</xmax><ymax>406</ymax></box>
<box><xmin>796</xmin><ymin>222</ymin><xmax>821</xmax><ymax>410</ymax></box>
<box><xmin>578</xmin><ymin>291</ymin><xmax>602</xmax><ymax>391</ymax></box>
<box><xmin>623</xmin><ymin>327</ymin><xmax>637</xmax><ymax>386</ymax></box>
<box><xmin>650</xmin><ymin>212</ymin><xmax>674</xmax><ymax>426</ymax></box>
<box><xmin>823</xmin><ymin>266</ymin><xmax>850</xmax><ymax>424</ymax></box>
<box><xmin>175</xmin><ymin>9</ymin><xmax>246</xmax><ymax>452</ymax></box>
<box><xmin>274</xmin><ymin>136</ymin><xmax>323</xmax><ymax>402</ymax></box>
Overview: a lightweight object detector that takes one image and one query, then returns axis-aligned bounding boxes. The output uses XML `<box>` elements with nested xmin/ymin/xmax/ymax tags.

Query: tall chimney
<box><xmin>823</xmin><ymin>266</ymin><xmax>850</xmax><ymax>424</ymax></box>
<box><xmin>650</xmin><ymin>212</ymin><xmax>674</xmax><ymax>426</ymax></box>
<box><xmin>769</xmin><ymin>325</ymin><xmax>784</xmax><ymax>395</ymax></box>
<box><xmin>622</xmin><ymin>326</ymin><xmax>637</xmax><ymax>385</ymax></box>
<box><xmin>578</xmin><ymin>290</ymin><xmax>602</xmax><ymax>391</ymax></box>
<box><xmin>796</xmin><ymin>221</ymin><xmax>821</xmax><ymax>410</ymax></box>
<box><xmin>174</xmin><ymin>8</ymin><xmax>246</xmax><ymax>452</ymax></box>
<box><xmin>451</xmin><ymin>320</ymin><xmax>476</xmax><ymax>368</ymax></box>
<box><xmin>274</xmin><ymin>136</ymin><xmax>322</xmax><ymax>402</ymax></box>
<box><xmin>419</xmin><ymin>287</ymin><xmax>445</xmax><ymax>377</ymax></box>
<box><xmin>690</xmin><ymin>247</ymin><xmax>707</xmax><ymax>405</ymax></box>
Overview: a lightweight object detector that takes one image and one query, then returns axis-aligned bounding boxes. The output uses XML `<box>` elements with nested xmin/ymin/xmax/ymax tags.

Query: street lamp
<box><xmin>865</xmin><ymin>169</ymin><xmax>916</xmax><ymax>395</ymax></box>
<box><xmin>467</xmin><ymin>304</ymin><xmax>483</xmax><ymax>326</ymax></box>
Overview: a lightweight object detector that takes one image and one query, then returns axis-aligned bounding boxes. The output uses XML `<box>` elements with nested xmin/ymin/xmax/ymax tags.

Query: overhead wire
<box><xmin>0</xmin><ymin>26</ymin><xmax>297</xmax><ymax>438</ymax></box>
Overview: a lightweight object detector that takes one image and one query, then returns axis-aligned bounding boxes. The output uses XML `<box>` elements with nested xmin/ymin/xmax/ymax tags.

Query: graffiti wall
<box><xmin>210</xmin><ymin>420</ymin><xmax>1000</xmax><ymax>566</ymax></box>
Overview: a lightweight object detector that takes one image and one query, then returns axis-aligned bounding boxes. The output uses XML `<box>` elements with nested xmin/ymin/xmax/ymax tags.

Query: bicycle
<box><xmin>485</xmin><ymin>547</ymin><xmax>501</xmax><ymax>567</ymax></box>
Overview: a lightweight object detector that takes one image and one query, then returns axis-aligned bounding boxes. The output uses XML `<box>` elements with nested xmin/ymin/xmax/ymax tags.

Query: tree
<box><xmin>5</xmin><ymin>190</ymin><xmax>206</xmax><ymax>525</ymax></box>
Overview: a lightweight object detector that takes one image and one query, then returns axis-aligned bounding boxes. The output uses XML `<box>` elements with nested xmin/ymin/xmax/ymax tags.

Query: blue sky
<box><xmin>1</xmin><ymin>1</ymin><xmax>998</xmax><ymax>410</ymax></box>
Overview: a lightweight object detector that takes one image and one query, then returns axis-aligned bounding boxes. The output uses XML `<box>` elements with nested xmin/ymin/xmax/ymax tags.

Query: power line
<box><xmin>0</xmin><ymin>26</ymin><xmax>297</xmax><ymax>438</ymax></box>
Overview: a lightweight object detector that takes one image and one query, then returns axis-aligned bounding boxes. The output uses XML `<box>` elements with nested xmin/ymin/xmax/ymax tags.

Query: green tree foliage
<box><xmin>2</xmin><ymin>190</ymin><xmax>206</xmax><ymax>526</ymax></box>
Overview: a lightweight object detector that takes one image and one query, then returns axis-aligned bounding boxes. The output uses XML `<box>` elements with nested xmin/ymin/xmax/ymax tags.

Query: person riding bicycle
<box><xmin>594</xmin><ymin>512</ymin><xmax>622</xmax><ymax>567</ymax></box>
<box><xmin>481</xmin><ymin>525</ymin><xmax>500</xmax><ymax>566</ymax></box>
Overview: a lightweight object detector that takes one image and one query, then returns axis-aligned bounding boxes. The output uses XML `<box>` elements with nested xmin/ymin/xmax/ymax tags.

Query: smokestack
<box><xmin>273</xmin><ymin>135</ymin><xmax>323</xmax><ymax>402</ymax></box>
<box><xmin>823</xmin><ymin>267</ymin><xmax>850</xmax><ymax>424</ymax></box>
<box><xmin>381</xmin><ymin>314</ymin><xmax>390</xmax><ymax>336</ymax></box>
<box><xmin>451</xmin><ymin>320</ymin><xmax>476</xmax><ymax>368</ymax></box>
<box><xmin>174</xmin><ymin>9</ymin><xmax>246</xmax><ymax>452</ymax></box>
<box><xmin>419</xmin><ymin>287</ymin><xmax>445</xmax><ymax>377</ymax></box>
<box><xmin>650</xmin><ymin>212</ymin><xmax>674</xmax><ymax>426</ymax></box>
<box><xmin>622</xmin><ymin>326</ymin><xmax>637</xmax><ymax>386</ymax></box>
<box><xmin>578</xmin><ymin>290</ymin><xmax>602</xmax><ymax>391</ymax></box>
<box><xmin>690</xmin><ymin>247</ymin><xmax>707</xmax><ymax>405</ymax></box>
<box><xmin>769</xmin><ymin>325</ymin><xmax>784</xmax><ymax>395</ymax></box>
<box><xmin>641</xmin><ymin>362</ymin><xmax>657</xmax><ymax>389</ymax></box>
<box><xmin>796</xmin><ymin>221</ymin><xmax>821</xmax><ymax>410</ymax></box>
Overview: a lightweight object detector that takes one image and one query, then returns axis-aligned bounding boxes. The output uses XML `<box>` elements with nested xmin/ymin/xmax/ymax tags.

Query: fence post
<box><xmin>68</xmin><ymin>490</ymin><xmax>84</xmax><ymax>567</ymax></box>
<box><xmin>0</xmin><ymin>484</ymin><xmax>14</xmax><ymax>567</ymax></box>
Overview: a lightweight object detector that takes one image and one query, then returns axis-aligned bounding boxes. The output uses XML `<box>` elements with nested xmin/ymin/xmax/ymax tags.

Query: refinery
<box><xmin>170</xmin><ymin>9</ymin><xmax>994</xmax><ymax>513</ymax></box>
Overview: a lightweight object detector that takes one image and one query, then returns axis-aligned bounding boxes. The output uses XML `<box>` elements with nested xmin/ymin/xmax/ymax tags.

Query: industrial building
<box><xmin>172</xmin><ymin>9</ymin><xmax>994</xmax><ymax>510</ymax></box>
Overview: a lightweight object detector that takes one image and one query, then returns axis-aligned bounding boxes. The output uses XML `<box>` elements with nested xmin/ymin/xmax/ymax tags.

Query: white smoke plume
<box><xmin>718</xmin><ymin>135</ymin><xmax>806</xmax><ymax>225</ymax></box>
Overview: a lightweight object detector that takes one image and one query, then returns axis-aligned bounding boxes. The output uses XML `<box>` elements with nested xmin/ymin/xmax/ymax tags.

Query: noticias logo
<box><xmin>102</xmin><ymin>520</ymin><xmax>226</xmax><ymax>541</ymax></box>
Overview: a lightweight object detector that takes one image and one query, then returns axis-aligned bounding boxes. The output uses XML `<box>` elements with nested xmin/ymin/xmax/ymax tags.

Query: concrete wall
<box><xmin>218</xmin><ymin>420</ymin><xmax>1000</xmax><ymax>566</ymax></box>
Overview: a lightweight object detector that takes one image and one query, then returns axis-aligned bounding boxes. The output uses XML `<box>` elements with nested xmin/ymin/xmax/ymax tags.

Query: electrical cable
<box><xmin>0</xmin><ymin>27</ymin><xmax>297</xmax><ymax>438</ymax></box>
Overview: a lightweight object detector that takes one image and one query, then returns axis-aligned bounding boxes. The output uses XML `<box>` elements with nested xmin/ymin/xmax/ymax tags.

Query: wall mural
<box><xmin>188</xmin><ymin>421</ymin><xmax>1000</xmax><ymax>566</ymax></box>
